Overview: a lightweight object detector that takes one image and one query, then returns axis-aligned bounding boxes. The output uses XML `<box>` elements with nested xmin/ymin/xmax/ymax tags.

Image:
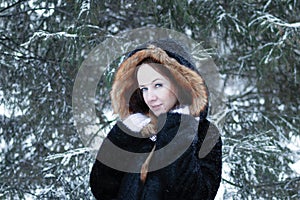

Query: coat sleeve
<box><xmin>154</xmin><ymin>113</ymin><xmax>222</xmax><ymax>200</ymax></box>
<box><xmin>89</xmin><ymin>121</ymin><xmax>155</xmax><ymax>200</ymax></box>
<box><xmin>90</xmin><ymin>158</ymin><xmax>123</xmax><ymax>200</ymax></box>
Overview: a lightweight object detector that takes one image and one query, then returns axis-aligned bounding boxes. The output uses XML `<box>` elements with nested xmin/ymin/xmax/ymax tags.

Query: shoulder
<box><xmin>157</xmin><ymin>112</ymin><xmax>198</xmax><ymax>129</ymax></box>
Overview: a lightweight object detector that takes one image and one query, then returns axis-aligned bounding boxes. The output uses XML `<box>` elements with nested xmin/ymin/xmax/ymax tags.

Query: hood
<box><xmin>110</xmin><ymin>39</ymin><xmax>209</xmax><ymax>120</ymax></box>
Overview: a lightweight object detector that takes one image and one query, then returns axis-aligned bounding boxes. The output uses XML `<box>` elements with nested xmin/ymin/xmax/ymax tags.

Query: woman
<box><xmin>90</xmin><ymin>39</ymin><xmax>222</xmax><ymax>200</ymax></box>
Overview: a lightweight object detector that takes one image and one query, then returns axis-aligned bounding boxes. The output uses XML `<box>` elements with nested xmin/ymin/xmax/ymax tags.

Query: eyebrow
<box><xmin>139</xmin><ymin>78</ymin><xmax>163</xmax><ymax>87</ymax></box>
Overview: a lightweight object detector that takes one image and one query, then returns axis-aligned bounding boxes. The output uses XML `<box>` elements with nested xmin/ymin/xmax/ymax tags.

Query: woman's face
<box><xmin>137</xmin><ymin>64</ymin><xmax>178</xmax><ymax>116</ymax></box>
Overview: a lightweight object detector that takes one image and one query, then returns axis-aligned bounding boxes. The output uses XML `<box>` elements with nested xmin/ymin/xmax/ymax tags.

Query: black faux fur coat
<box><xmin>90</xmin><ymin>113</ymin><xmax>222</xmax><ymax>200</ymax></box>
<box><xmin>90</xmin><ymin>39</ymin><xmax>222</xmax><ymax>199</ymax></box>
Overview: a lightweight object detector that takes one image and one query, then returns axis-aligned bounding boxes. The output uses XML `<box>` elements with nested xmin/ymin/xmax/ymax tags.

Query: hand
<box><xmin>123</xmin><ymin>113</ymin><xmax>151</xmax><ymax>132</ymax></box>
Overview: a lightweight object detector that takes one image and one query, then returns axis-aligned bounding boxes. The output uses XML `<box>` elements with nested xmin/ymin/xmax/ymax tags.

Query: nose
<box><xmin>146</xmin><ymin>89</ymin><xmax>157</xmax><ymax>102</ymax></box>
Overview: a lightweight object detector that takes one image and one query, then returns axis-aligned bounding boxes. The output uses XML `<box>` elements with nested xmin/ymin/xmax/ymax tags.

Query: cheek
<box><xmin>142</xmin><ymin>93</ymin><xmax>148</xmax><ymax>104</ymax></box>
<box><xmin>157</xmin><ymin>89</ymin><xmax>169</xmax><ymax>100</ymax></box>
<box><xmin>142</xmin><ymin>93</ymin><xmax>153</xmax><ymax>107</ymax></box>
<box><xmin>171</xmin><ymin>94</ymin><xmax>178</xmax><ymax>105</ymax></box>
<box><xmin>165</xmin><ymin>90</ymin><xmax>177</xmax><ymax>105</ymax></box>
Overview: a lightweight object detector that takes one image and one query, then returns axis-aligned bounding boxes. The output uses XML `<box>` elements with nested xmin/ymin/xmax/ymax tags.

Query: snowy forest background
<box><xmin>1</xmin><ymin>0</ymin><xmax>300</xmax><ymax>199</ymax></box>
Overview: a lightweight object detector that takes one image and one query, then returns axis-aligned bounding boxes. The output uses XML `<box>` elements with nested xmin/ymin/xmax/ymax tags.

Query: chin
<box><xmin>154</xmin><ymin>111</ymin><xmax>167</xmax><ymax>117</ymax></box>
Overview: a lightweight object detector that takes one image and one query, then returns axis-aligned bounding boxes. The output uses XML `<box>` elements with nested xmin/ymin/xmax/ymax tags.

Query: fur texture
<box><xmin>111</xmin><ymin>44</ymin><xmax>208</xmax><ymax>120</ymax></box>
<box><xmin>90</xmin><ymin>113</ymin><xmax>222</xmax><ymax>200</ymax></box>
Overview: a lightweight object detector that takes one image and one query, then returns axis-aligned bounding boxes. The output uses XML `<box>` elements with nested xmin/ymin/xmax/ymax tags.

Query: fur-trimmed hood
<box><xmin>110</xmin><ymin>39</ymin><xmax>208</xmax><ymax>120</ymax></box>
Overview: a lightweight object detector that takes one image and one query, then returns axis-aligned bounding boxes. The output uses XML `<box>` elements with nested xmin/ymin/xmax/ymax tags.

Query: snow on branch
<box><xmin>45</xmin><ymin>147</ymin><xmax>92</xmax><ymax>166</ymax></box>
<box><xmin>249</xmin><ymin>12</ymin><xmax>300</xmax><ymax>29</ymax></box>
<box><xmin>21</xmin><ymin>31</ymin><xmax>78</xmax><ymax>48</ymax></box>
<box><xmin>78</xmin><ymin>0</ymin><xmax>91</xmax><ymax>19</ymax></box>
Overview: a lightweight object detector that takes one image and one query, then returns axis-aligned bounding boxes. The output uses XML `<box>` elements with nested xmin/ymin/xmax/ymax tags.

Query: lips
<box><xmin>150</xmin><ymin>104</ymin><xmax>162</xmax><ymax>110</ymax></box>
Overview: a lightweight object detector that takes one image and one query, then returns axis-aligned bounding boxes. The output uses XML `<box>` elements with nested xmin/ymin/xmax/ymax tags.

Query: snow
<box><xmin>287</xmin><ymin>135</ymin><xmax>300</xmax><ymax>175</ymax></box>
<box><xmin>289</xmin><ymin>160</ymin><xmax>300</xmax><ymax>175</ymax></box>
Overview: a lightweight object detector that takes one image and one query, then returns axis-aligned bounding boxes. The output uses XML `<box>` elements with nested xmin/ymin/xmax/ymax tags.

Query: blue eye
<box><xmin>155</xmin><ymin>83</ymin><xmax>163</xmax><ymax>88</ymax></box>
<box><xmin>140</xmin><ymin>87</ymin><xmax>148</xmax><ymax>93</ymax></box>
